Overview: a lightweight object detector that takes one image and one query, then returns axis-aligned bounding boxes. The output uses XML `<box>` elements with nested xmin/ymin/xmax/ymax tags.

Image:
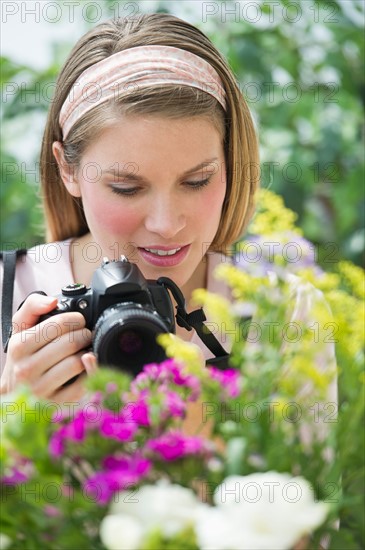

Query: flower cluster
<box><xmin>1</xmin><ymin>338</ymin><xmax>336</xmax><ymax>549</ymax></box>
<box><xmin>249</xmin><ymin>189</ymin><xmax>300</xmax><ymax>236</ymax></box>
<box><xmin>99</xmin><ymin>473</ymin><xmax>329</xmax><ymax>550</ymax></box>
<box><xmin>46</xmin><ymin>360</ymin><xmax>214</xmax><ymax>505</ymax></box>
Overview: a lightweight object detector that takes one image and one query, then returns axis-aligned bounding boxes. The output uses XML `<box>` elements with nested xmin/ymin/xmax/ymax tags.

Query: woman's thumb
<box><xmin>11</xmin><ymin>293</ymin><xmax>58</xmax><ymax>333</ymax></box>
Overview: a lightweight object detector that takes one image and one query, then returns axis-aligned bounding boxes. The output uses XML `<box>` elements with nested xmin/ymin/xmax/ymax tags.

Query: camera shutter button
<box><xmin>61</xmin><ymin>283</ymin><xmax>87</xmax><ymax>296</ymax></box>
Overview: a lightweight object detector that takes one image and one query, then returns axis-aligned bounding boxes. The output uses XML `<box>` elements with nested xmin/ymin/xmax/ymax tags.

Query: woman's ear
<box><xmin>52</xmin><ymin>141</ymin><xmax>81</xmax><ymax>198</ymax></box>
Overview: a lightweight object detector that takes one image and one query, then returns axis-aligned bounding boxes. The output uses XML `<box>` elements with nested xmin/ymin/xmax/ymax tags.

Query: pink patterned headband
<box><xmin>59</xmin><ymin>45</ymin><xmax>226</xmax><ymax>140</ymax></box>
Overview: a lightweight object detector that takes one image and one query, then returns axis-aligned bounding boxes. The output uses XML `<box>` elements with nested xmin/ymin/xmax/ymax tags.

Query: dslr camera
<box><xmin>42</xmin><ymin>256</ymin><xmax>176</xmax><ymax>375</ymax></box>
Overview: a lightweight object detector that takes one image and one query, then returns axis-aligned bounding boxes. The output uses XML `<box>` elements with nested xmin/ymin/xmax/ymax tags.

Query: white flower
<box><xmin>196</xmin><ymin>471</ymin><xmax>329</xmax><ymax>550</ymax></box>
<box><xmin>99</xmin><ymin>514</ymin><xmax>143</xmax><ymax>550</ymax></box>
<box><xmin>108</xmin><ymin>480</ymin><xmax>202</xmax><ymax>538</ymax></box>
<box><xmin>0</xmin><ymin>534</ymin><xmax>12</xmax><ymax>550</ymax></box>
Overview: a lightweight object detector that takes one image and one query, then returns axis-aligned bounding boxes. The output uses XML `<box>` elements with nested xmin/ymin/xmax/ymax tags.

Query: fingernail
<box><xmin>43</xmin><ymin>296</ymin><xmax>58</xmax><ymax>305</ymax></box>
<box><xmin>82</xmin><ymin>354</ymin><xmax>98</xmax><ymax>375</ymax></box>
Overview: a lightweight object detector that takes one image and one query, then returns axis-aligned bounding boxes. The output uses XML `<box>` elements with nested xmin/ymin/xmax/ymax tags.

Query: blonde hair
<box><xmin>40</xmin><ymin>14</ymin><xmax>259</xmax><ymax>253</ymax></box>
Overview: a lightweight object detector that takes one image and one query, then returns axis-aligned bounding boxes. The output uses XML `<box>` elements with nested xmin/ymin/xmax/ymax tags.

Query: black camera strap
<box><xmin>1</xmin><ymin>249</ymin><xmax>27</xmax><ymax>352</ymax></box>
<box><xmin>157</xmin><ymin>276</ymin><xmax>246</xmax><ymax>369</ymax></box>
<box><xmin>176</xmin><ymin>306</ymin><xmax>228</xmax><ymax>358</ymax></box>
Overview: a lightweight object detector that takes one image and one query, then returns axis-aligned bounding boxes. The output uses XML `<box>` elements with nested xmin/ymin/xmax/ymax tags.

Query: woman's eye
<box><xmin>109</xmin><ymin>176</ymin><xmax>212</xmax><ymax>196</ymax></box>
<box><xmin>110</xmin><ymin>185</ymin><xmax>140</xmax><ymax>197</ymax></box>
<box><xmin>184</xmin><ymin>177</ymin><xmax>211</xmax><ymax>190</ymax></box>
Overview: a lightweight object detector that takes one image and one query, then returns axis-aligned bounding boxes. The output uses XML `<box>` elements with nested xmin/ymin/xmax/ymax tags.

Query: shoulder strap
<box><xmin>1</xmin><ymin>249</ymin><xmax>27</xmax><ymax>352</ymax></box>
<box><xmin>183</xmin><ymin>308</ymin><xmax>251</xmax><ymax>370</ymax></box>
<box><xmin>178</xmin><ymin>307</ymin><xmax>229</xmax><ymax>358</ymax></box>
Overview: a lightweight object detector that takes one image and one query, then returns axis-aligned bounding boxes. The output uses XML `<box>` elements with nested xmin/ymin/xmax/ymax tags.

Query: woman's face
<box><xmin>65</xmin><ymin>115</ymin><xmax>226</xmax><ymax>290</ymax></box>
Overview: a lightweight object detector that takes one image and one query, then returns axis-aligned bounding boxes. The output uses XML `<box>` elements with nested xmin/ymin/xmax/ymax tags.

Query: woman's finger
<box><xmin>81</xmin><ymin>352</ymin><xmax>98</xmax><ymax>376</ymax></box>
<box><xmin>52</xmin><ymin>372</ymin><xmax>88</xmax><ymax>405</ymax></box>
<box><xmin>8</xmin><ymin>312</ymin><xmax>88</xmax><ymax>359</ymax></box>
<box><xmin>12</xmin><ymin>328</ymin><xmax>92</xmax><ymax>384</ymax></box>
<box><xmin>30</xmin><ymin>351</ymin><xmax>87</xmax><ymax>398</ymax></box>
<box><xmin>11</xmin><ymin>294</ymin><xmax>58</xmax><ymax>333</ymax></box>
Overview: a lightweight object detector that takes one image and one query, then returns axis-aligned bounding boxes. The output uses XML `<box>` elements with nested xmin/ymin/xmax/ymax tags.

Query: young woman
<box><xmin>0</xmin><ymin>14</ymin><xmax>259</xmax><ymax>402</ymax></box>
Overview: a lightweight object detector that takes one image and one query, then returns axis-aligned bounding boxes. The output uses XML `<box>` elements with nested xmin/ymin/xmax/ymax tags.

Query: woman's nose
<box><xmin>144</xmin><ymin>193</ymin><xmax>186</xmax><ymax>239</ymax></box>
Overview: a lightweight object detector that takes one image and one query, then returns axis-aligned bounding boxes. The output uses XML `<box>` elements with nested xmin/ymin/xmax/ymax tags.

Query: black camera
<box><xmin>41</xmin><ymin>256</ymin><xmax>176</xmax><ymax>375</ymax></box>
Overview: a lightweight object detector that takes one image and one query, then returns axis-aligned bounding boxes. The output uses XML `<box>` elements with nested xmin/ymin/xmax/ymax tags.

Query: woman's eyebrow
<box><xmin>101</xmin><ymin>157</ymin><xmax>219</xmax><ymax>181</ymax></box>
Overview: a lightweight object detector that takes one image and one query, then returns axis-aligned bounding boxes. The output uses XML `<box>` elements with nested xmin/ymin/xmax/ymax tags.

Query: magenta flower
<box><xmin>121</xmin><ymin>398</ymin><xmax>150</xmax><ymax>426</ymax></box>
<box><xmin>83</xmin><ymin>470</ymin><xmax>121</xmax><ymax>505</ymax></box>
<box><xmin>131</xmin><ymin>360</ymin><xmax>201</xmax><ymax>401</ymax></box>
<box><xmin>167</xmin><ymin>362</ymin><xmax>201</xmax><ymax>400</ymax></box>
<box><xmin>208</xmin><ymin>367</ymin><xmax>242</xmax><ymax>398</ymax></box>
<box><xmin>49</xmin><ymin>409</ymin><xmax>88</xmax><ymax>457</ymax></box>
<box><xmin>105</xmin><ymin>382</ymin><xmax>118</xmax><ymax>393</ymax></box>
<box><xmin>49</xmin><ymin>426</ymin><xmax>67</xmax><ymax>457</ymax></box>
<box><xmin>100</xmin><ymin>411</ymin><xmax>138</xmax><ymax>442</ymax></box>
<box><xmin>147</xmin><ymin>431</ymin><xmax>208</xmax><ymax>461</ymax></box>
<box><xmin>50</xmin><ymin>407</ymin><xmax>138</xmax><ymax>456</ymax></box>
<box><xmin>1</xmin><ymin>457</ymin><xmax>33</xmax><ymax>485</ymax></box>
<box><xmin>44</xmin><ymin>505</ymin><xmax>62</xmax><ymax>518</ymax></box>
<box><xmin>164</xmin><ymin>390</ymin><xmax>186</xmax><ymax>418</ymax></box>
<box><xmin>83</xmin><ymin>454</ymin><xmax>151</xmax><ymax>505</ymax></box>
<box><xmin>102</xmin><ymin>454</ymin><xmax>151</xmax><ymax>477</ymax></box>
<box><xmin>1</xmin><ymin>467</ymin><xmax>29</xmax><ymax>485</ymax></box>
<box><xmin>68</xmin><ymin>410</ymin><xmax>87</xmax><ymax>440</ymax></box>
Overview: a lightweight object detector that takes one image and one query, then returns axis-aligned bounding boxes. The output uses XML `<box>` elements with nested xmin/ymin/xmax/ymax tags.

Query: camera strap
<box><xmin>175</xmin><ymin>306</ymin><xmax>228</xmax><ymax>358</ymax></box>
<box><xmin>157</xmin><ymin>276</ymin><xmax>250</xmax><ymax>370</ymax></box>
<box><xmin>1</xmin><ymin>249</ymin><xmax>28</xmax><ymax>352</ymax></box>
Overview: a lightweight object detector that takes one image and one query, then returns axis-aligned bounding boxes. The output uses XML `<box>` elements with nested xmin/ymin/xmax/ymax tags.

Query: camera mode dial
<box><xmin>61</xmin><ymin>283</ymin><xmax>87</xmax><ymax>296</ymax></box>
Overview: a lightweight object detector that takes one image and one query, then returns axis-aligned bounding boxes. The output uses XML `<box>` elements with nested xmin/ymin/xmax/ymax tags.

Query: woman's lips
<box><xmin>138</xmin><ymin>245</ymin><xmax>190</xmax><ymax>267</ymax></box>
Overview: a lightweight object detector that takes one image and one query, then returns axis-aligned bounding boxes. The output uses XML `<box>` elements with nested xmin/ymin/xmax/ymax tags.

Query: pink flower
<box><xmin>68</xmin><ymin>410</ymin><xmax>87</xmax><ymax>440</ymax></box>
<box><xmin>102</xmin><ymin>455</ymin><xmax>151</xmax><ymax>477</ymax></box>
<box><xmin>208</xmin><ymin>367</ymin><xmax>242</xmax><ymax>398</ymax></box>
<box><xmin>100</xmin><ymin>411</ymin><xmax>138</xmax><ymax>442</ymax></box>
<box><xmin>121</xmin><ymin>398</ymin><xmax>150</xmax><ymax>427</ymax></box>
<box><xmin>49</xmin><ymin>409</ymin><xmax>88</xmax><ymax>456</ymax></box>
<box><xmin>168</xmin><ymin>362</ymin><xmax>201</xmax><ymax>400</ymax></box>
<box><xmin>164</xmin><ymin>390</ymin><xmax>186</xmax><ymax>418</ymax></box>
<box><xmin>50</xmin><ymin>407</ymin><xmax>139</xmax><ymax>456</ymax></box>
<box><xmin>84</xmin><ymin>454</ymin><xmax>151</xmax><ymax>505</ymax></box>
<box><xmin>131</xmin><ymin>360</ymin><xmax>201</xmax><ymax>401</ymax></box>
<box><xmin>1</xmin><ymin>467</ymin><xmax>29</xmax><ymax>485</ymax></box>
<box><xmin>1</xmin><ymin>457</ymin><xmax>33</xmax><ymax>485</ymax></box>
<box><xmin>49</xmin><ymin>425</ymin><xmax>67</xmax><ymax>457</ymax></box>
<box><xmin>147</xmin><ymin>431</ymin><xmax>208</xmax><ymax>461</ymax></box>
<box><xmin>106</xmin><ymin>382</ymin><xmax>118</xmax><ymax>393</ymax></box>
<box><xmin>44</xmin><ymin>505</ymin><xmax>62</xmax><ymax>518</ymax></box>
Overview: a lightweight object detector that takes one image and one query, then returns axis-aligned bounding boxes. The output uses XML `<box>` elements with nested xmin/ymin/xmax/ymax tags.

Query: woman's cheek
<box><xmin>84</xmin><ymin>194</ymin><xmax>143</xmax><ymax>239</ymax></box>
<box><xmin>199</xmin><ymin>182</ymin><xmax>226</xmax><ymax>222</ymax></box>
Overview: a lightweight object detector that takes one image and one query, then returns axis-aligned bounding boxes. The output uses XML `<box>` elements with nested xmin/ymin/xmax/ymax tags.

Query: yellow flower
<box><xmin>297</xmin><ymin>268</ymin><xmax>340</xmax><ymax>292</ymax></box>
<box><xmin>249</xmin><ymin>189</ymin><xmax>302</xmax><ymax>236</ymax></box>
<box><xmin>191</xmin><ymin>288</ymin><xmax>240</xmax><ymax>345</ymax></box>
<box><xmin>157</xmin><ymin>333</ymin><xmax>204</xmax><ymax>374</ymax></box>
<box><xmin>325</xmin><ymin>289</ymin><xmax>365</xmax><ymax>357</ymax></box>
<box><xmin>337</xmin><ymin>261</ymin><xmax>365</xmax><ymax>299</ymax></box>
<box><xmin>214</xmin><ymin>263</ymin><xmax>267</xmax><ymax>300</ymax></box>
<box><xmin>192</xmin><ymin>288</ymin><xmax>232</xmax><ymax>323</ymax></box>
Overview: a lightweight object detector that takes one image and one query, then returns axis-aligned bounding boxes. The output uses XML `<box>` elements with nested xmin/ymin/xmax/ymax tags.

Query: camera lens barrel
<box><xmin>93</xmin><ymin>302</ymin><xmax>170</xmax><ymax>376</ymax></box>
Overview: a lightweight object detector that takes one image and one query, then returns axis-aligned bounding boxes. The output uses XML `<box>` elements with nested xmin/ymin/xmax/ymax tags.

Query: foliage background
<box><xmin>1</xmin><ymin>0</ymin><xmax>364</xmax><ymax>268</ymax></box>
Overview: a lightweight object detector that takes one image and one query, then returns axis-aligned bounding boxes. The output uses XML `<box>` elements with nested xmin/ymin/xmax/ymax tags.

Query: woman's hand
<box><xmin>0</xmin><ymin>294</ymin><xmax>96</xmax><ymax>403</ymax></box>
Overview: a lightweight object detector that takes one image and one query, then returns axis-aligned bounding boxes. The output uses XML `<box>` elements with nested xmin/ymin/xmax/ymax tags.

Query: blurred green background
<box><xmin>1</xmin><ymin>0</ymin><xmax>364</xmax><ymax>268</ymax></box>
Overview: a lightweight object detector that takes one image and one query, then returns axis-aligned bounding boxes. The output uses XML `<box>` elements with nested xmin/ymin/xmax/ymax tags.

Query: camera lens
<box><xmin>93</xmin><ymin>303</ymin><xmax>169</xmax><ymax>375</ymax></box>
<box><xmin>118</xmin><ymin>330</ymin><xmax>143</xmax><ymax>355</ymax></box>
